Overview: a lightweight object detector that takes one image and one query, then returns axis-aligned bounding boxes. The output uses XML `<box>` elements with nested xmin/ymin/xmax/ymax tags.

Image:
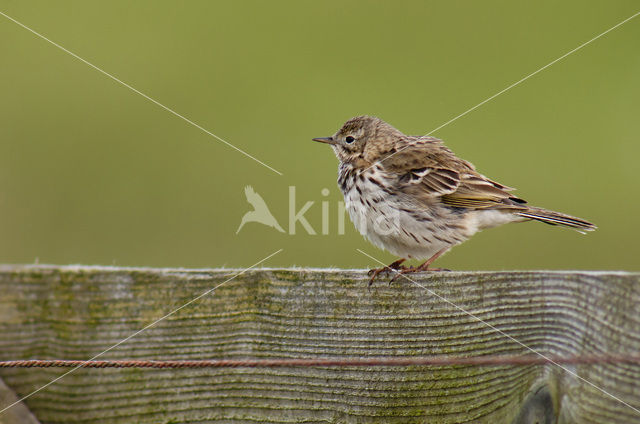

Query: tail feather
<box><xmin>517</xmin><ymin>207</ymin><xmax>596</xmax><ymax>234</ymax></box>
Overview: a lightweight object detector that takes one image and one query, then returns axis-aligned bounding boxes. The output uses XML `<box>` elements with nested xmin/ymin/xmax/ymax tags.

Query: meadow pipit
<box><xmin>313</xmin><ymin>116</ymin><xmax>596</xmax><ymax>285</ymax></box>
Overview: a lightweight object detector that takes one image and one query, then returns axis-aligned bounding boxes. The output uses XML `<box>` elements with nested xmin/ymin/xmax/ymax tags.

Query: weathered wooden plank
<box><xmin>0</xmin><ymin>378</ymin><xmax>40</xmax><ymax>424</ymax></box>
<box><xmin>0</xmin><ymin>266</ymin><xmax>638</xmax><ymax>423</ymax></box>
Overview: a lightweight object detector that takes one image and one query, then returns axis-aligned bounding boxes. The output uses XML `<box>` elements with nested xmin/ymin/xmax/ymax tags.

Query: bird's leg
<box><xmin>389</xmin><ymin>248</ymin><xmax>450</xmax><ymax>283</ymax></box>
<box><xmin>368</xmin><ymin>258</ymin><xmax>406</xmax><ymax>287</ymax></box>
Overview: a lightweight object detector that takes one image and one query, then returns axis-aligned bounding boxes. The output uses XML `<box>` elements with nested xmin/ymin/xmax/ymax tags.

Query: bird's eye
<box><xmin>345</xmin><ymin>136</ymin><xmax>355</xmax><ymax>144</ymax></box>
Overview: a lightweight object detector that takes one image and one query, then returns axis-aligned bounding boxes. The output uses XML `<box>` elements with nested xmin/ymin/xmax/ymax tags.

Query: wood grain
<box><xmin>0</xmin><ymin>266</ymin><xmax>638</xmax><ymax>423</ymax></box>
<box><xmin>0</xmin><ymin>378</ymin><xmax>41</xmax><ymax>424</ymax></box>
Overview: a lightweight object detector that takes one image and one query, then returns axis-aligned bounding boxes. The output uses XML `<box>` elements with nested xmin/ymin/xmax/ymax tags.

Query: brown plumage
<box><xmin>313</xmin><ymin>115</ymin><xmax>596</xmax><ymax>284</ymax></box>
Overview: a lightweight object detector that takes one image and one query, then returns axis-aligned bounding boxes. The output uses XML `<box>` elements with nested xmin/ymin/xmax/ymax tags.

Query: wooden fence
<box><xmin>0</xmin><ymin>265</ymin><xmax>638</xmax><ymax>423</ymax></box>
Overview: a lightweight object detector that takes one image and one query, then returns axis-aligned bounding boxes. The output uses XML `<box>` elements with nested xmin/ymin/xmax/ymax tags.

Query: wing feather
<box><xmin>380</xmin><ymin>137</ymin><xmax>525</xmax><ymax>210</ymax></box>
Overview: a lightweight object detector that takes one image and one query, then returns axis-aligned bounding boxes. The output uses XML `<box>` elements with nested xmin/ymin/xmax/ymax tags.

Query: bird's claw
<box><xmin>388</xmin><ymin>266</ymin><xmax>451</xmax><ymax>284</ymax></box>
<box><xmin>390</xmin><ymin>270</ymin><xmax>421</xmax><ymax>284</ymax></box>
<box><xmin>368</xmin><ymin>260</ymin><xmax>407</xmax><ymax>287</ymax></box>
<box><xmin>367</xmin><ymin>267</ymin><xmax>390</xmax><ymax>287</ymax></box>
<box><xmin>367</xmin><ymin>259</ymin><xmax>451</xmax><ymax>287</ymax></box>
<box><xmin>389</xmin><ymin>267</ymin><xmax>415</xmax><ymax>284</ymax></box>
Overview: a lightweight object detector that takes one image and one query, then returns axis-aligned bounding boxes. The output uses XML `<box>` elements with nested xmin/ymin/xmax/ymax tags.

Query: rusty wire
<box><xmin>1</xmin><ymin>355</ymin><xmax>639</xmax><ymax>369</ymax></box>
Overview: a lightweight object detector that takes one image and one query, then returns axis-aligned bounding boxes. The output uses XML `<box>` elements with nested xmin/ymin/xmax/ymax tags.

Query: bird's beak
<box><xmin>312</xmin><ymin>137</ymin><xmax>336</xmax><ymax>145</ymax></box>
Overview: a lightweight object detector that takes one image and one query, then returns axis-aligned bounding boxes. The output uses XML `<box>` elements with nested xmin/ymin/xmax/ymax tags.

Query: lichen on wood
<box><xmin>0</xmin><ymin>265</ymin><xmax>638</xmax><ymax>423</ymax></box>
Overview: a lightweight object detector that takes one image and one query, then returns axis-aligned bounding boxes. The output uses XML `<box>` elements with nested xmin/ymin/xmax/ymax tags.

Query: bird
<box><xmin>236</xmin><ymin>185</ymin><xmax>285</xmax><ymax>234</ymax></box>
<box><xmin>313</xmin><ymin>116</ymin><xmax>596</xmax><ymax>285</ymax></box>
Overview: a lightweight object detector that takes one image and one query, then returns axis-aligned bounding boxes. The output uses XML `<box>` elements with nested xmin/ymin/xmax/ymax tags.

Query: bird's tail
<box><xmin>517</xmin><ymin>207</ymin><xmax>596</xmax><ymax>234</ymax></box>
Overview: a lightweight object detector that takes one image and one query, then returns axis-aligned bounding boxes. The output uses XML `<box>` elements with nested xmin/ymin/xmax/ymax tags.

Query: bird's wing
<box><xmin>440</xmin><ymin>173</ymin><xmax>526</xmax><ymax>209</ymax></box>
<box><xmin>244</xmin><ymin>185</ymin><xmax>269</xmax><ymax>210</ymax></box>
<box><xmin>381</xmin><ymin>137</ymin><xmax>525</xmax><ymax>210</ymax></box>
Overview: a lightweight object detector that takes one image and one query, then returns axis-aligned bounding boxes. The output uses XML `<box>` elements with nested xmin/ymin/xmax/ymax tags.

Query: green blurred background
<box><xmin>1</xmin><ymin>1</ymin><xmax>638</xmax><ymax>271</ymax></box>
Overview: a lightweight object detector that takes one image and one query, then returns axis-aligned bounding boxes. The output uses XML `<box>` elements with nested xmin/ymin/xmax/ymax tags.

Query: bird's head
<box><xmin>313</xmin><ymin>115</ymin><xmax>402</xmax><ymax>164</ymax></box>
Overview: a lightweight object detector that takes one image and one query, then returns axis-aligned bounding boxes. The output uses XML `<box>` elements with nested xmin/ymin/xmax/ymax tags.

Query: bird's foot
<box><xmin>387</xmin><ymin>247</ymin><xmax>451</xmax><ymax>284</ymax></box>
<box><xmin>367</xmin><ymin>259</ymin><xmax>406</xmax><ymax>287</ymax></box>
<box><xmin>388</xmin><ymin>265</ymin><xmax>451</xmax><ymax>284</ymax></box>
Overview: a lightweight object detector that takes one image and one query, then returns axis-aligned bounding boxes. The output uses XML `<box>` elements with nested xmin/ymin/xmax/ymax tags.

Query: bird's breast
<box><xmin>337</xmin><ymin>164</ymin><xmax>473</xmax><ymax>259</ymax></box>
<box><xmin>340</xmin><ymin>166</ymin><xmax>390</xmax><ymax>230</ymax></box>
